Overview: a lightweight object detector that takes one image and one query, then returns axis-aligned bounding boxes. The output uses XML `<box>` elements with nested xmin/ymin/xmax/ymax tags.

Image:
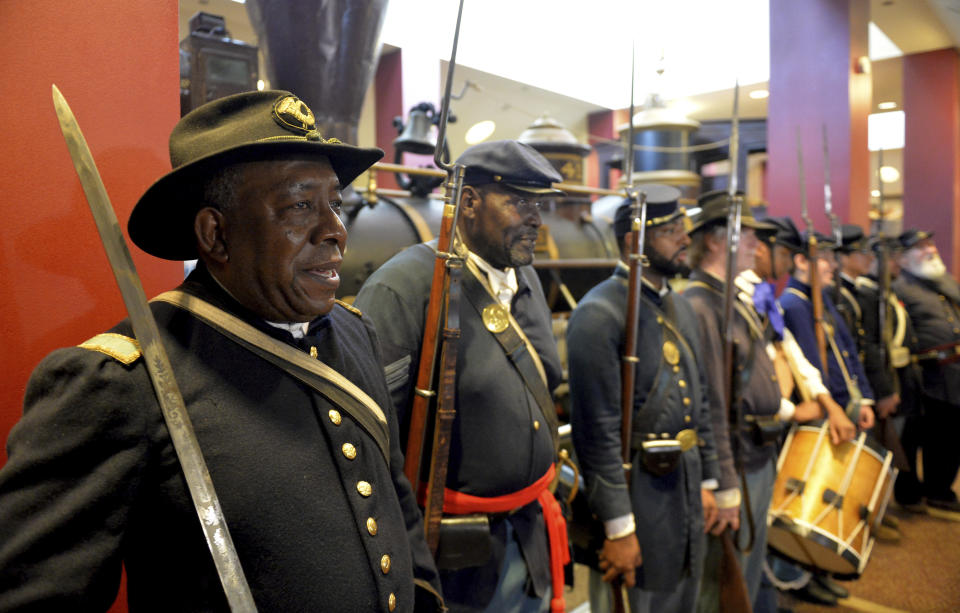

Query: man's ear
<box><xmin>792</xmin><ymin>251</ymin><xmax>807</xmax><ymax>272</ymax></box>
<box><xmin>195</xmin><ymin>207</ymin><xmax>229</xmax><ymax>264</ymax></box>
<box><xmin>458</xmin><ymin>185</ymin><xmax>482</xmax><ymax>221</ymax></box>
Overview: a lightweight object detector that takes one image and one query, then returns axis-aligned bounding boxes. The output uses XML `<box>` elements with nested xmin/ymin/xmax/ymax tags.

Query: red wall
<box><xmin>0</xmin><ymin>1</ymin><xmax>181</xmax><ymax>465</ymax></box>
<box><xmin>1</xmin><ymin>4</ymin><xmax>181</xmax><ymax>609</ymax></box>
<box><xmin>902</xmin><ymin>48</ymin><xmax>960</xmax><ymax>274</ymax></box>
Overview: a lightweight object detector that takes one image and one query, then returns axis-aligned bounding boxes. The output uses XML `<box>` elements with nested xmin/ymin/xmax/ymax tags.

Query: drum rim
<box><xmin>768</xmin><ymin>514</ymin><xmax>864</xmax><ymax>576</ymax></box>
<box><xmin>792</xmin><ymin>423</ymin><xmax>891</xmax><ymax>466</ymax></box>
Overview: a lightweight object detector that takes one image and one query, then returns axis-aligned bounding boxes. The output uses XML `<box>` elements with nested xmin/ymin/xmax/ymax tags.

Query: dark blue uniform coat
<box><xmin>0</xmin><ymin>266</ymin><xmax>442</xmax><ymax>612</ymax></box>
<box><xmin>894</xmin><ymin>270</ymin><xmax>960</xmax><ymax>405</ymax></box>
<box><xmin>353</xmin><ymin>242</ymin><xmax>563</xmax><ymax>613</ymax></box>
<box><xmin>780</xmin><ymin>277</ymin><xmax>875</xmax><ymax>409</ymax></box>
<box><xmin>567</xmin><ymin>266</ymin><xmax>719</xmax><ymax>591</ymax></box>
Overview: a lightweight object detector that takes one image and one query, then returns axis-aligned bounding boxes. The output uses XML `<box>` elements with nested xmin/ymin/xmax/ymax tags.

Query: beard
<box><xmin>505</xmin><ymin>230</ymin><xmax>539</xmax><ymax>268</ymax></box>
<box><xmin>906</xmin><ymin>252</ymin><xmax>947</xmax><ymax>280</ymax></box>
<box><xmin>647</xmin><ymin>245</ymin><xmax>690</xmax><ymax>277</ymax></box>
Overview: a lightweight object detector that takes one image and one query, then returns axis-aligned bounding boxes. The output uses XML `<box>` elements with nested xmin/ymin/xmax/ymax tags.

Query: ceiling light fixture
<box><xmin>749</xmin><ymin>90</ymin><xmax>769</xmax><ymax>100</ymax></box>
<box><xmin>465</xmin><ymin>120</ymin><xmax>496</xmax><ymax>145</ymax></box>
<box><xmin>877</xmin><ymin>101</ymin><xmax>897</xmax><ymax>110</ymax></box>
<box><xmin>871</xmin><ymin>189</ymin><xmax>881</xmax><ymax>198</ymax></box>
<box><xmin>879</xmin><ymin>166</ymin><xmax>900</xmax><ymax>183</ymax></box>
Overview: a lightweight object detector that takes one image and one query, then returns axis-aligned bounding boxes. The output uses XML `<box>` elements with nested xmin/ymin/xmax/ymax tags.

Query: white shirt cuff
<box><xmin>779</xmin><ymin>398</ymin><xmax>796</xmax><ymax>422</ymax></box>
<box><xmin>701</xmin><ymin>479</ymin><xmax>719</xmax><ymax>490</ymax></box>
<box><xmin>604</xmin><ymin>514</ymin><xmax>636</xmax><ymax>540</ymax></box>
<box><xmin>715</xmin><ymin>487</ymin><xmax>742</xmax><ymax>509</ymax></box>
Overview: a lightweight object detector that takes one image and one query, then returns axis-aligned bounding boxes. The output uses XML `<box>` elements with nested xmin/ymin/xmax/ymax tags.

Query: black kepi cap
<box><xmin>129</xmin><ymin>90</ymin><xmax>384</xmax><ymax>261</ymax></box>
<box><xmin>612</xmin><ymin>184</ymin><xmax>683</xmax><ymax>238</ymax></box>
<box><xmin>837</xmin><ymin>224</ymin><xmax>869</xmax><ymax>253</ymax></box>
<box><xmin>457</xmin><ymin>140</ymin><xmax>564</xmax><ymax>195</ymax></box>
<box><xmin>898</xmin><ymin>229</ymin><xmax>934</xmax><ymax>250</ymax></box>
<box><xmin>760</xmin><ymin>216</ymin><xmax>805</xmax><ymax>252</ymax></box>
<box><xmin>688</xmin><ymin>189</ymin><xmax>774</xmax><ymax>234</ymax></box>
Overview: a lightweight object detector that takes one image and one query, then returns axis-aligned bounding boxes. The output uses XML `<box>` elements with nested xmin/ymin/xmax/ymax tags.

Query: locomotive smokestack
<box><xmin>246</xmin><ymin>0</ymin><xmax>389</xmax><ymax>145</ymax></box>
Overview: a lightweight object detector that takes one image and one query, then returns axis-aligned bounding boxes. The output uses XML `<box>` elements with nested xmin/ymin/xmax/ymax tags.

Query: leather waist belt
<box><xmin>420</xmin><ymin>464</ymin><xmax>568</xmax><ymax>613</ymax></box>
<box><xmin>743</xmin><ymin>414</ymin><xmax>781</xmax><ymax>426</ymax></box>
<box><xmin>631</xmin><ymin>428</ymin><xmax>698</xmax><ymax>453</ymax></box>
<box><xmin>915</xmin><ymin>341</ymin><xmax>960</xmax><ymax>365</ymax></box>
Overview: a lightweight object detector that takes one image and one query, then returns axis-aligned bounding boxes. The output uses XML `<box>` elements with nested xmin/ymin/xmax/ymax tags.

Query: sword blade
<box><xmin>52</xmin><ymin>85</ymin><xmax>257</xmax><ymax>613</ymax></box>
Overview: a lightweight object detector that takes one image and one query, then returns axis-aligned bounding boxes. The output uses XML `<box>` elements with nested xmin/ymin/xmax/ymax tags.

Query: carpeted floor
<box><xmin>789</xmin><ymin>502</ymin><xmax>960</xmax><ymax>613</ymax></box>
<box><xmin>564</xmin><ymin>476</ymin><xmax>960</xmax><ymax>613</ymax></box>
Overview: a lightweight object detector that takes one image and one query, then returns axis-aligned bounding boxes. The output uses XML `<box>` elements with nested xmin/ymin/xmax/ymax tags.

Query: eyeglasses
<box><xmin>506</xmin><ymin>196</ymin><xmax>543</xmax><ymax>217</ymax></box>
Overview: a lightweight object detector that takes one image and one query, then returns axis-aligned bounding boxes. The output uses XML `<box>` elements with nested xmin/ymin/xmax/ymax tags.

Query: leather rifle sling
<box><xmin>459</xmin><ymin>264</ymin><xmax>560</xmax><ymax>450</ymax></box>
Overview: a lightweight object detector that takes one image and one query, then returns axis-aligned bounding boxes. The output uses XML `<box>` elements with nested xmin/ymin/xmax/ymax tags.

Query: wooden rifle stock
<box><xmin>402</xmin><ymin>0</ymin><xmax>466</xmax><ymax>554</ymax></box>
<box><xmin>808</xmin><ymin>235</ymin><xmax>829</xmax><ymax>375</ymax></box>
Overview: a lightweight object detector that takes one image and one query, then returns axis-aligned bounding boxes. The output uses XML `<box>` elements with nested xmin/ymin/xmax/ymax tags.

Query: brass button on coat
<box><xmin>328</xmin><ymin>409</ymin><xmax>342</xmax><ymax>425</ymax></box>
<box><xmin>678</xmin><ymin>380</ymin><xmax>687</xmax><ymax>388</ymax></box>
<box><xmin>342</xmin><ymin>443</ymin><xmax>357</xmax><ymax>460</ymax></box>
<box><xmin>533</xmin><ymin>420</ymin><xmax>541</xmax><ymax>430</ymax></box>
<box><xmin>684</xmin><ymin>415</ymin><xmax>692</xmax><ymax>423</ymax></box>
<box><xmin>357</xmin><ymin>481</ymin><xmax>372</xmax><ymax>497</ymax></box>
<box><xmin>381</xmin><ymin>554</ymin><xmax>391</xmax><ymax>574</ymax></box>
<box><xmin>683</xmin><ymin>397</ymin><xmax>691</xmax><ymax>406</ymax></box>
<box><xmin>366</xmin><ymin>517</ymin><xmax>378</xmax><ymax>536</ymax></box>
<box><xmin>388</xmin><ymin>593</ymin><xmax>397</xmax><ymax>611</ymax></box>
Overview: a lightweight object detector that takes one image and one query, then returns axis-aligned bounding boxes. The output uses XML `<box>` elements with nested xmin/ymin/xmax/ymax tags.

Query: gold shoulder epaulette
<box><xmin>78</xmin><ymin>333</ymin><xmax>142</xmax><ymax>365</ymax></box>
<box><xmin>336</xmin><ymin>299</ymin><xmax>363</xmax><ymax>318</ymax></box>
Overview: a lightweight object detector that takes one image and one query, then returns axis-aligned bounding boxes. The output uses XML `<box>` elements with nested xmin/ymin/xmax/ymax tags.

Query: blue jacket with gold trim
<box><xmin>0</xmin><ymin>266</ymin><xmax>442</xmax><ymax>613</ymax></box>
<box><xmin>354</xmin><ymin>242</ymin><xmax>562</xmax><ymax>613</ymax></box>
<box><xmin>780</xmin><ymin>277</ymin><xmax>875</xmax><ymax>408</ymax></box>
<box><xmin>567</xmin><ymin>265</ymin><xmax>718</xmax><ymax>591</ymax></box>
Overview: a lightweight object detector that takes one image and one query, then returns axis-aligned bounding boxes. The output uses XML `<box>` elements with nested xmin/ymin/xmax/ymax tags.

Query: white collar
<box><xmin>469</xmin><ymin>252</ymin><xmax>519</xmax><ymax>310</ymax></box>
<box><xmin>265</xmin><ymin>320</ymin><xmax>310</xmax><ymax>339</ymax></box>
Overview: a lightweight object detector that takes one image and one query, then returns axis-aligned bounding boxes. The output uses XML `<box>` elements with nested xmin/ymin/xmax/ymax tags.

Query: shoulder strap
<box><xmin>79</xmin><ymin>332</ymin><xmax>142</xmax><ymax>365</ymax></box>
<box><xmin>459</xmin><ymin>262</ymin><xmax>559</xmax><ymax>451</ymax></box>
<box><xmin>152</xmin><ymin>290</ymin><xmax>391</xmax><ymax>463</ymax></box>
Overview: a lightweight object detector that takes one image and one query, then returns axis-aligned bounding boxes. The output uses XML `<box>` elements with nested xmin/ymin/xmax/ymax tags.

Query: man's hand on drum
<box><xmin>599</xmin><ymin>533</ymin><xmax>643</xmax><ymax>587</ymax></box>
<box><xmin>701</xmin><ymin>488</ymin><xmax>718</xmax><ymax>533</ymax></box>
<box><xmin>858</xmin><ymin>404</ymin><xmax>875</xmax><ymax>430</ymax></box>
<box><xmin>820</xmin><ymin>394</ymin><xmax>856</xmax><ymax>444</ymax></box>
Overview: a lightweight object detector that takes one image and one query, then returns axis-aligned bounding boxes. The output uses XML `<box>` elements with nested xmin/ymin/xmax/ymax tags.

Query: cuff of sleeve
<box><xmin>778</xmin><ymin>398</ymin><xmax>796</xmax><ymax>421</ymax></box>
<box><xmin>604</xmin><ymin>514</ymin><xmax>636</xmax><ymax>540</ymax></box>
<box><xmin>861</xmin><ymin>399</ymin><xmax>875</xmax><ymax>406</ymax></box>
<box><xmin>715</xmin><ymin>488</ymin><xmax>741</xmax><ymax>509</ymax></box>
<box><xmin>701</xmin><ymin>479</ymin><xmax>719</xmax><ymax>490</ymax></box>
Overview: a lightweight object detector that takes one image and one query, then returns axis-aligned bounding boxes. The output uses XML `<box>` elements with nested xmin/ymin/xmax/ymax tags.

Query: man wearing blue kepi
<box><xmin>779</xmin><ymin>230</ymin><xmax>876</xmax><ymax>432</ymax></box>
<box><xmin>893</xmin><ymin>229</ymin><xmax>960</xmax><ymax>514</ymax></box>
<box><xmin>354</xmin><ymin>140</ymin><xmax>566</xmax><ymax>613</ymax></box>
<box><xmin>567</xmin><ymin>185</ymin><xmax>719</xmax><ymax>613</ymax></box>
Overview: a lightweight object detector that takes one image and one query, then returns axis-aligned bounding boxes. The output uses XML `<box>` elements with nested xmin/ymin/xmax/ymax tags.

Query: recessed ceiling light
<box><xmin>877</xmin><ymin>101</ymin><xmax>897</xmax><ymax>110</ymax></box>
<box><xmin>879</xmin><ymin>166</ymin><xmax>900</xmax><ymax>183</ymax></box>
<box><xmin>749</xmin><ymin>90</ymin><xmax>769</xmax><ymax>100</ymax></box>
<box><xmin>465</xmin><ymin>120</ymin><xmax>496</xmax><ymax>145</ymax></box>
<box><xmin>871</xmin><ymin>189</ymin><xmax>881</xmax><ymax>197</ymax></box>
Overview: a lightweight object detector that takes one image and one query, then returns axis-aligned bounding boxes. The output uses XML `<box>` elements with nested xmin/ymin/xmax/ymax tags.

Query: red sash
<box><xmin>421</xmin><ymin>464</ymin><xmax>569</xmax><ymax>613</ymax></box>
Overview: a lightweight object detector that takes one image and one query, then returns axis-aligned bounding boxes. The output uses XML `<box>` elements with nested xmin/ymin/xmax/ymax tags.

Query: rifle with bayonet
<box><xmin>610</xmin><ymin>42</ymin><xmax>645</xmax><ymax>613</ymax></box>
<box><xmin>823</xmin><ymin>125</ymin><xmax>843</xmax><ymax>307</ymax></box>
<box><xmin>51</xmin><ymin>86</ymin><xmax>257</xmax><ymax>612</ymax></box>
<box><xmin>403</xmin><ymin>0</ymin><xmax>467</xmax><ymax>554</ymax></box>
<box><xmin>719</xmin><ymin>81</ymin><xmax>753</xmax><ymax>613</ymax></box>
<box><xmin>798</xmin><ymin>129</ymin><xmax>829</xmax><ymax>374</ymax></box>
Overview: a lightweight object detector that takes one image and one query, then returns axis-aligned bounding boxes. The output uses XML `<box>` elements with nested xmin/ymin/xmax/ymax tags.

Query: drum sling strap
<box><xmin>457</xmin><ymin>261</ymin><xmax>568</xmax><ymax>613</ymax></box>
<box><xmin>152</xmin><ymin>290</ymin><xmax>391</xmax><ymax>464</ymax></box>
